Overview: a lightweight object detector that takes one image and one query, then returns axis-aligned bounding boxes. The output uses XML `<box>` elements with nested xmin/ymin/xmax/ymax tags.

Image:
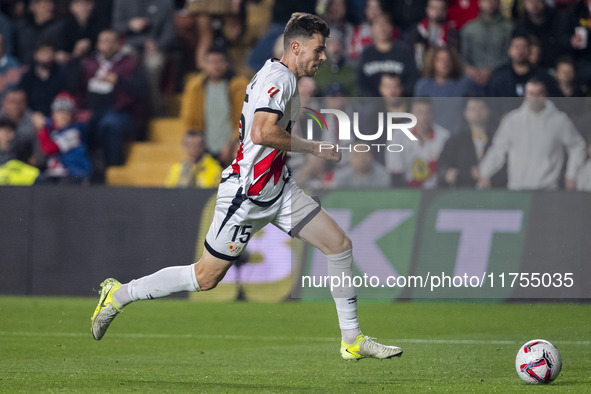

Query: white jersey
<box><xmin>224</xmin><ymin>59</ymin><xmax>300</xmax><ymax>202</ymax></box>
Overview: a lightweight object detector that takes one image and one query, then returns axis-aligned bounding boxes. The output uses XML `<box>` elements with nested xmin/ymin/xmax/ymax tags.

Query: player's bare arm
<box><xmin>251</xmin><ymin>110</ymin><xmax>341</xmax><ymax>162</ymax></box>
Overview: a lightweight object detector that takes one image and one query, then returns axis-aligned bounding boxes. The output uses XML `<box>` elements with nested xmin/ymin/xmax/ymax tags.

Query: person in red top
<box><xmin>409</xmin><ymin>0</ymin><xmax>461</xmax><ymax>70</ymax></box>
<box><xmin>34</xmin><ymin>92</ymin><xmax>92</xmax><ymax>183</ymax></box>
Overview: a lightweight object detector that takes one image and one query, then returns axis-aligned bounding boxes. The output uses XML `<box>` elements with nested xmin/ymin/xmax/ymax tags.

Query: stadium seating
<box><xmin>106</xmin><ymin>117</ymin><xmax>184</xmax><ymax>187</ymax></box>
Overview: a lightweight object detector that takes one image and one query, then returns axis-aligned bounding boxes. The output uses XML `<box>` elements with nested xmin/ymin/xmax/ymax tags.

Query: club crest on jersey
<box><xmin>227</xmin><ymin>242</ymin><xmax>244</xmax><ymax>256</ymax></box>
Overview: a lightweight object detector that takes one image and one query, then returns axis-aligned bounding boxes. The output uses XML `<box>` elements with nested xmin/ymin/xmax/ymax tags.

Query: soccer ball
<box><xmin>515</xmin><ymin>339</ymin><xmax>562</xmax><ymax>384</ymax></box>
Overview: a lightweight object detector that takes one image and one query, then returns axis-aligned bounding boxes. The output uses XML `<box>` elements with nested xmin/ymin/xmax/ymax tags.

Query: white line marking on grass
<box><xmin>1</xmin><ymin>331</ymin><xmax>590</xmax><ymax>346</ymax></box>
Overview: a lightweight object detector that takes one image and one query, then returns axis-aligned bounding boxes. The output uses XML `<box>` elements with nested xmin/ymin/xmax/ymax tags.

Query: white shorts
<box><xmin>204</xmin><ymin>176</ymin><xmax>321</xmax><ymax>261</ymax></box>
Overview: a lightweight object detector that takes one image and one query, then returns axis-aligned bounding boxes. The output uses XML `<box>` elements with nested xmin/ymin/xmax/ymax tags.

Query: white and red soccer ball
<box><xmin>515</xmin><ymin>339</ymin><xmax>562</xmax><ymax>384</ymax></box>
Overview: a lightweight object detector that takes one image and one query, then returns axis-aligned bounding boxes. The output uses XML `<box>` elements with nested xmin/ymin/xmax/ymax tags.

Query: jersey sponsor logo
<box><xmin>226</xmin><ymin>242</ymin><xmax>244</xmax><ymax>256</ymax></box>
<box><xmin>247</xmin><ymin>149</ymin><xmax>287</xmax><ymax>196</ymax></box>
<box><xmin>267</xmin><ymin>87</ymin><xmax>280</xmax><ymax>98</ymax></box>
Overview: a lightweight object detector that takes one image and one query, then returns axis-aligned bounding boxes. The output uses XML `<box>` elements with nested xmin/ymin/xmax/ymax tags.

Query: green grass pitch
<box><xmin>0</xmin><ymin>296</ymin><xmax>589</xmax><ymax>393</ymax></box>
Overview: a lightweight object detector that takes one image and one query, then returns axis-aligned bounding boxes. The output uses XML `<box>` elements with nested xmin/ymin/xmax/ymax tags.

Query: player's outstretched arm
<box><xmin>251</xmin><ymin>111</ymin><xmax>341</xmax><ymax>162</ymax></box>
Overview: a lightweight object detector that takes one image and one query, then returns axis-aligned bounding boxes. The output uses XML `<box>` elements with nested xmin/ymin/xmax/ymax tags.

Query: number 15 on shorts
<box><xmin>231</xmin><ymin>225</ymin><xmax>253</xmax><ymax>244</ymax></box>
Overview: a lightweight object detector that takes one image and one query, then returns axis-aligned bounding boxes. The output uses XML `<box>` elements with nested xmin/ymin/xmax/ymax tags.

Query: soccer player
<box><xmin>91</xmin><ymin>12</ymin><xmax>403</xmax><ymax>360</ymax></box>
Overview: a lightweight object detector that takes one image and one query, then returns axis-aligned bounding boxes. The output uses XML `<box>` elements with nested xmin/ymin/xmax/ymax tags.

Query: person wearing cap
<box><xmin>33</xmin><ymin>91</ymin><xmax>92</xmax><ymax>183</ymax></box>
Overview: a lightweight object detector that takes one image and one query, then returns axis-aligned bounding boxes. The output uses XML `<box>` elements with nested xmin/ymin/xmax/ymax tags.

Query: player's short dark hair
<box><xmin>0</xmin><ymin>116</ymin><xmax>17</xmax><ymax>132</ymax></box>
<box><xmin>283</xmin><ymin>12</ymin><xmax>330</xmax><ymax>49</ymax></box>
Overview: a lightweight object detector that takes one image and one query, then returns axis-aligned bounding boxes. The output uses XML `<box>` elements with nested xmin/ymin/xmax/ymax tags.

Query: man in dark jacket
<box><xmin>487</xmin><ymin>34</ymin><xmax>559</xmax><ymax>98</ymax></box>
<box><xmin>18</xmin><ymin>41</ymin><xmax>67</xmax><ymax>117</ymax></box>
<box><xmin>71</xmin><ymin>29</ymin><xmax>148</xmax><ymax>174</ymax></box>
<box><xmin>438</xmin><ymin>97</ymin><xmax>506</xmax><ymax>188</ymax></box>
<box><xmin>14</xmin><ymin>0</ymin><xmax>65</xmax><ymax>66</ymax></box>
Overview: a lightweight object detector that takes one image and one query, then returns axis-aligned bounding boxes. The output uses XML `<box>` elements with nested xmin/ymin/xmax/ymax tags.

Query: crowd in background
<box><xmin>0</xmin><ymin>0</ymin><xmax>589</xmax><ymax>191</ymax></box>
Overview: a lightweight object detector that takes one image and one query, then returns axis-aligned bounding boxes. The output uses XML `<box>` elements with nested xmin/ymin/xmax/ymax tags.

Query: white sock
<box><xmin>327</xmin><ymin>249</ymin><xmax>362</xmax><ymax>344</ymax></box>
<box><xmin>113</xmin><ymin>264</ymin><xmax>200</xmax><ymax>307</ymax></box>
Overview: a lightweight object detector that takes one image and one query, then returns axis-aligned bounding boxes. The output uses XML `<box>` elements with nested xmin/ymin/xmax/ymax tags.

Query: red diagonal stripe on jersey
<box><xmin>247</xmin><ymin>149</ymin><xmax>286</xmax><ymax>196</ymax></box>
<box><xmin>268</xmin><ymin>87</ymin><xmax>280</xmax><ymax>98</ymax></box>
<box><xmin>231</xmin><ymin>142</ymin><xmax>244</xmax><ymax>174</ymax></box>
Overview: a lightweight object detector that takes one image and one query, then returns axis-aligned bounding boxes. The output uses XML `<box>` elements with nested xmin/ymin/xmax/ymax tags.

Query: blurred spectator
<box><xmin>461</xmin><ymin>0</ymin><xmax>513</xmax><ymax>86</ymax></box>
<box><xmin>381</xmin><ymin>0</ymin><xmax>428</xmax><ymax>36</ymax></box>
<box><xmin>112</xmin><ymin>0</ymin><xmax>176</xmax><ymax>115</ymax></box>
<box><xmin>315</xmin><ymin>31</ymin><xmax>358</xmax><ymax>96</ymax></box>
<box><xmin>180</xmin><ymin>47</ymin><xmax>248</xmax><ymax>158</ymax></box>
<box><xmin>513</xmin><ymin>0</ymin><xmax>572</xmax><ymax>68</ymax></box>
<box><xmin>527</xmin><ymin>35</ymin><xmax>542</xmax><ymax>67</ymax></box>
<box><xmin>185</xmin><ymin>0</ymin><xmax>246</xmax><ymax>71</ymax></box>
<box><xmin>487</xmin><ymin>34</ymin><xmax>559</xmax><ymax>97</ymax></box>
<box><xmin>331</xmin><ymin>143</ymin><xmax>390</xmax><ymax>188</ymax></box>
<box><xmin>576</xmin><ymin>131</ymin><xmax>591</xmax><ymax>192</ymax></box>
<box><xmin>0</xmin><ymin>33</ymin><xmax>22</xmax><ymax>99</ymax></box>
<box><xmin>0</xmin><ymin>115</ymin><xmax>17</xmax><ymax>164</ymax></box>
<box><xmin>247</xmin><ymin>0</ymin><xmax>317</xmax><ymax>71</ymax></box>
<box><xmin>409</xmin><ymin>0</ymin><xmax>460</xmax><ymax>70</ymax></box>
<box><xmin>415</xmin><ymin>46</ymin><xmax>483</xmax><ymax>97</ymax></box>
<box><xmin>438</xmin><ymin>97</ymin><xmax>506</xmax><ymax>188</ymax></box>
<box><xmin>57</xmin><ymin>0</ymin><xmax>109</xmax><ymax>63</ymax></box>
<box><xmin>14</xmin><ymin>0</ymin><xmax>66</xmax><ymax>66</ymax></box>
<box><xmin>348</xmin><ymin>0</ymin><xmax>392</xmax><ymax>63</ymax></box>
<box><xmin>378</xmin><ymin>73</ymin><xmax>410</xmax><ymax>113</ymax></box>
<box><xmin>320</xmin><ymin>0</ymin><xmax>355</xmax><ymax>41</ymax></box>
<box><xmin>447</xmin><ymin>0</ymin><xmax>480</xmax><ymax>29</ymax></box>
<box><xmin>358</xmin><ymin>73</ymin><xmax>410</xmax><ymax>165</ymax></box>
<box><xmin>0</xmin><ymin>116</ymin><xmax>39</xmax><ymax>185</ymax></box>
<box><xmin>318</xmin><ymin>83</ymin><xmax>350</xmax><ymax>163</ymax></box>
<box><xmin>296</xmin><ymin>153</ymin><xmax>335</xmax><ymax>190</ymax></box>
<box><xmin>71</xmin><ymin>29</ymin><xmax>148</xmax><ymax>174</ymax></box>
<box><xmin>298</xmin><ymin>76</ymin><xmax>320</xmax><ymax>109</ymax></box>
<box><xmin>217</xmin><ymin>136</ymin><xmax>240</xmax><ymax>168</ymax></box>
<box><xmin>553</xmin><ymin>54</ymin><xmax>586</xmax><ymax>120</ymax></box>
<box><xmin>0</xmin><ymin>10</ymin><xmax>15</xmax><ymax>55</ymax></box>
<box><xmin>18</xmin><ymin>40</ymin><xmax>67</xmax><ymax>117</ymax></box>
<box><xmin>555</xmin><ymin>55</ymin><xmax>585</xmax><ymax>97</ymax></box>
<box><xmin>386</xmin><ymin>97</ymin><xmax>450</xmax><ymax>188</ymax></box>
<box><xmin>1</xmin><ymin>1</ymin><xmax>28</xmax><ymax>20</ymax></box>
<box><xmin>414</xmin><ymin>46</ymin><xmax>484</xmax><ymax>133</ymax></box>
<box><xmin>165</xmin><ymin>130</ymin><xmax>222</xmax><ymax>188</ymax></box>
<box><xmin>357</xmin><ymin>13</ymin><xmax>418</xmax><ymax>96</ymax></box>
<box><xmin>0</xmin><ymin>88</ymin><xmax>41</xmax><ymax>166</ymax></box>
<box><xmin>478</xmin><ymin>78</ymin><xmax>586</xmax><ymax>190</ymax></box>
<box><xmin>565</xmin><ymin>0</ymin><xmax>591</xmax><ymax>91</ymax></box>
<box><xmin>33</xmin><ymin>92</ymin><xmax>92</xmax><ymax>183</ymax></box>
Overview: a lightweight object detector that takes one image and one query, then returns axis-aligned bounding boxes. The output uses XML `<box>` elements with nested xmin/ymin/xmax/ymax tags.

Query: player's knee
<box><xmin>329</xmin><ymin>234</ymin><xmax>352</xmax><ymax>255</ymax></box>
